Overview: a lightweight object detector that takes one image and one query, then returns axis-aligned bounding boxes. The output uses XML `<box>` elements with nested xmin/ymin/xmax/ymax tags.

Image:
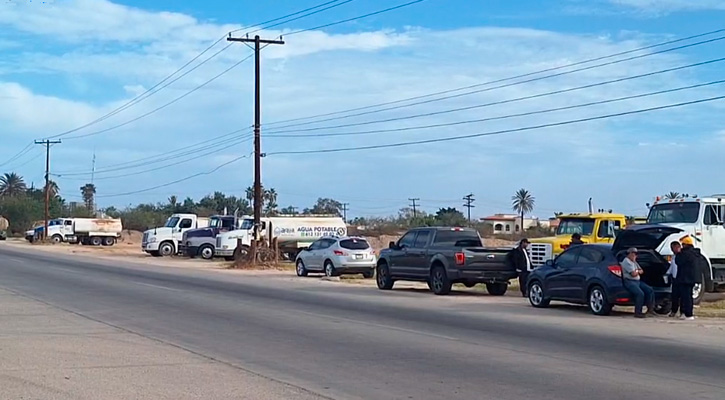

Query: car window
<box><xmin>339</xmin><ymin>238</ymin><xmax>370</xmax><ymax>250</ymax></box>
<box><xmin>432</xmin><ymin>230</ymin><xmax>482</xmax><ymax>246</ymax></box>
<box><xmin>556</xmin><ymin>247</ymin><xmax>581</xmax><ymax>265</ymax></box>
<box><xmin>398</xmin><ymin>232</ymin><xmax>417</xmax><ymax>248</ymax></box>
<box><xmin>413</xmin><ymin>230</ymin><xmax>430</xmax><ymax>248</ymax></box>
<box><xmin>179</xmin><ymin>218</ymin><xmax>193</xmax><ymax>229</ymax></box>
<box><xmin>598</xmin><ymin>220</ymin><xmax>616</xmax><ymax>239</ymax></box>
<box><xmin>577</xmin><ymin>247</ymin><xmax>604</xmax><ymax>264</ymax></box>
<box><xmin>704</xmin><ymin>205</ymin><xmax>721</xmax><ymax>226</ymax></box>
<box><xmin>65</xmin><ymin>220</ymin><xmax>73</xmax><ymax>226</ymax></box>
<box><xmin>318</xmin><ymin>239</ymin><xmax>336</xmax><ymax>249</ymax></box>
<box><xmin>308</xmin><ymin>240</ymin><xmax>322</xmax><ymax>250</ymax></box>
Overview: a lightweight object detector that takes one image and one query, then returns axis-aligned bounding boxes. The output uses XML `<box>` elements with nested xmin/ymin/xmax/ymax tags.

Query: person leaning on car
<box><xmin>506</xmin><ymin>238</ymin><xmax>531</xmax><ymax>297</ymax></box>
<box><xmin>620</xmin><ymin>247</ymin><xmax>655</xmax><ymax>318</ymax></box>
<box><xmin>666</xmin><ymin>241</ymin><xmax>682</xmax><ymax>318</ymax></box>
<box><xmin>674</xmin><ymin>236</ymin><xmax>705</xmax><ymax>321</ymax></box>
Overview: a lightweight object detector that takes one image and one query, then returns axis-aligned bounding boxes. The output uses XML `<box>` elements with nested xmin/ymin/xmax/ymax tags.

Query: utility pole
<box><xmin>34</xmin><ymin>139</ymin><xmax>61</xmax><ymax>241</ymax></box>
<box><xmin>227</xmin><ymin>34</ymin><xmax>284</xmax><ymax>264</ymax></box>
<box><xmin>341</xmin><ymin>203</ymin><xmax>349</xmax><ymax>223</ymax></box>
<box><xmin>408</xmin><ymin>198</ymin><xmax>420</xmax><ymax>218</ymax></box>
<box><xmin>463</xmin><ymin>193</ymin><xmax>475</xmax><ymax>225</ymax></box>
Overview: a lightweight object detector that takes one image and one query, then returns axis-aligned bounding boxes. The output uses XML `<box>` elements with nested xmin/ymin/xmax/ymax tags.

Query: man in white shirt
<box><xmin>666</xmin><ymin>241</ymin><xmax>682</xmax><ymax>318</ymax></box>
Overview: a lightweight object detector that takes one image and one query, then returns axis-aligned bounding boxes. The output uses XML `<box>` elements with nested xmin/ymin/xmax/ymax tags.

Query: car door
<box><xmin>561</xmin><ymin>246</ymin><xmax>604</xmax><ymax>301</ymax></box>
<box><xmin>304</xmin><ymin>239</ymin><xmax>324</xmax><ymax>271</ymax></box>
<box><xmin>389</xmin><ymin>231</ymin><xmax>418</xmax><ymax>277</ymax></box>
<box><xmin>63</xmin><ymin>219</ymin><xmax>74</xmax><ymax>237</ymax></box>
<box><xmin>407</xmin><ymin>229</ymin><xmax>431</xmax><ymax>278</ymax></box>
<box><xmin>175</xmin><ymin>218</ymin><xmax>193</xmax><ymax>243</ymax></box>
<box><xmin>545</xmin><ymin>247</ymin><xmax>582</xmax><ymax>299</ymax></box>
<box><xmin>703</xmin><ymin>204</ymin><xmax>725</xmax><ymax>259</ymax></box>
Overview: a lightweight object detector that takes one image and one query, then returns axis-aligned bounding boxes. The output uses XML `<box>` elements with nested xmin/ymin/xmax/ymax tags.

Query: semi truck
<box><xmin>141</xmin><ymin>213</ymin><xmax>210</xmax><ymax>257</ymax></box>
<box><xmin>180</xmin><ymin>214</ymin><xmax>244</xmax><ymax>260</ymax></box>
<box><xmin>0</xmin><ymin>215</ymin><xmax>8</xmax><ymax>240</ymax></box>
<box><xmin>215</xmin><ymin>215</ymin><xmax>347</xmax><ymax>261</ymax></box>
<box><xmin>27</xmin><ymin>218</ymin><xmax>122</xmax><ymax>246</ymax></box>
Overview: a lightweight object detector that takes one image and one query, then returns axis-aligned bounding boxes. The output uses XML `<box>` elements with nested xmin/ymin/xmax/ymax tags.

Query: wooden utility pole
<box><xmin>408</xmin><ymin>198</ymin><xmax>420</xmax><ymax>218</ymax></box>
<box><xmin>463</xmin><ymin>193</ymin><xmax>475</xmax><ymax>225</ymax></box>
<box><xmin>227</xmin><ymin>34</ymin><xmax>284</xmax><ymax>264</ymax></box>
<box><xmin>341</xmin><ymin>203</ymin><xmax>349</xmax><ymax>222</ymax></box>
<box><xmin>34</xmin><ymin>139</ymin><xmax>61</xmax><ymax>241</ymax></box>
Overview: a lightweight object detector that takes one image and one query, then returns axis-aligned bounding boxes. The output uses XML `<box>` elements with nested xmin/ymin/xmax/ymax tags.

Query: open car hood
<box><xmin>612</xmin><ymin>224</ymin><xmax>683</xmax><ymax>252</ymax></box>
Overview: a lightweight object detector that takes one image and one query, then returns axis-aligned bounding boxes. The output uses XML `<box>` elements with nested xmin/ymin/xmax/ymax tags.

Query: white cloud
<box><xmin>1</xmin><ymin>1</ymin><xmax>724</xmax><ymax>217</ymax></box>
<box><xmin>609</xmin><ymin>0</ymin><xmax>725</xmax><ymax>12</ymax></box>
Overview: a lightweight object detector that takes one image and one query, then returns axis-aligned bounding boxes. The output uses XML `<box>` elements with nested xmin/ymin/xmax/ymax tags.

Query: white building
<box><xmin>481</xmin><ymin>214</ymin><xmax>546</xmax><ymax>234</ymax></box>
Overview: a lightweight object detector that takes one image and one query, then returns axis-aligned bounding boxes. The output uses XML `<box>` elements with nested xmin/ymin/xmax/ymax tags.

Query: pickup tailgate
<box><xmin>452</xmin><ymin>247</ymin><xmax>517</xmax><ymax>282</ymax></box>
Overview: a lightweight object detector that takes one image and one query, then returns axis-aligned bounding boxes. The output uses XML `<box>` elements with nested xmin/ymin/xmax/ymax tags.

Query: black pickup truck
<box><xmin>376</xmin><ymin>227</ymin><xmax>517</xmax><ymax>295</ymax></box>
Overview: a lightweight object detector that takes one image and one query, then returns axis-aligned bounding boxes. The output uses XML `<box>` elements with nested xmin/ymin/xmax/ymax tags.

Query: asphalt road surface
<box><xmin>1</xmin><ymin>245</ymin><xmax>724</xmax><ymax>400</ymax></box>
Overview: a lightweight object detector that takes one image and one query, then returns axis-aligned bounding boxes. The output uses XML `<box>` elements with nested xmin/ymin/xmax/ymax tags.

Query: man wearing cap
<box><xmin>620</xmin><ymin>247</ymin><xmax>655</xmax><ymax>318</ymax></box>
<box><xmin>506</xmin><ymin>238</ymin><xmax>531</xmax><ymax>297</ymax></box>
<box><xmin>674</xmin><ymin>236</ymin><xmax>704</xmax><ymax>320</ymax></box>
<box><xmin>666</xmin><ymin>241</ymin><xmax>683</xmax><ymax>318</ymax></box>
<box><xmin>570</xmin><ymin>233</ymin><xmax>584</xmax><ymax>247</ymax></box>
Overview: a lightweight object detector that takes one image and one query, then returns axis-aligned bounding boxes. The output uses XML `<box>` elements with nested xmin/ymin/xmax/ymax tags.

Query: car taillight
<box><xmin>455</xmin><ymin>252</ymin><xmax>465</xmax><ymax>265</ymax></box>
<box><xmin>560</xmin><ymin>244</ymin><xmax>569</xmax><ymax>250</ymax></box>
<box><xmin>608</xmin><ymin>265</ymin><xmax>622</xmax><ymax>277</ymax></box>
<box><xmin>334</xmin><ymin>250</ymin><xmax>346</xmax><ymax>256</ymax></box>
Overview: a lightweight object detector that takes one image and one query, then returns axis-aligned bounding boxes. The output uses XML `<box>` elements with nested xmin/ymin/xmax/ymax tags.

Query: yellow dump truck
<box><xmin>528</xmin><ymin>212</ymin><xmax>628</xmax><ymax>266</ymax></box>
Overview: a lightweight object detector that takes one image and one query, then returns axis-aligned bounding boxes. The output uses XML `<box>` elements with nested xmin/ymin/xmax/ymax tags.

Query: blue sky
<box><xmin>1</xmin><ymin>0</ymin><xmax>724</xmax><ymax>219</ymax></box>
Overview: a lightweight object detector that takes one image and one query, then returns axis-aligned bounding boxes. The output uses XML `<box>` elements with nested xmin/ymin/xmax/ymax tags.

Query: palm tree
<box><xmin>263</xmin><ymin>188</ymin><xmax>278</xmax><ymax>216</ymax></box>
<box><xmin>80</xmin><ymin>183</ymin><xmax>97</xmax><ymax>212</ymax></box>
<box><xmin>0</xmin><ymin>172</ymin><xmax>27</xmax><ymax>197</ymax></box>
<box><xmin>512</xmin><ymin>188</ymin><xmax>535</xmax><ymax>234</ymax></box>
<box><xmin>664</xmin><ymin>192</ymin><xmax>681</xmax><ymax>200</ymax></box>
<box><xmin>46</xmin><ymin>180</ymin><xmax>60</xmax><ymax>198</ymax></box>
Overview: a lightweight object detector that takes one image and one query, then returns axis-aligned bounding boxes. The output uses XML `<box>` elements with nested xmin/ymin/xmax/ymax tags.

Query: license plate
<box><xmin>355</xmin><ymin>254</ymin><xmax>363</xmax><ymax>259</ymax></box>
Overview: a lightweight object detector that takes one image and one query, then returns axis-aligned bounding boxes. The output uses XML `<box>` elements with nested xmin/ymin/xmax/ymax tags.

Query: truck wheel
<box><xmin>233</xmin><ymin>245</ymin><xmax>250</xmax><ymax>261</ymax></box>
<box><xmin>324</xmin><ymin>260</ymin><xmax>337</xmax><ymax>277</ymax></box>
<box><xmin>90</xmin><ymin>236</ymin><xmax>102</xmax><ymax>246</ymax></box>
<box><xmin>376</xmin><ymin>262</ymin><xmax>394</xmax><ymax>290</ymax></box>
<box><xmin>296</xmin><ymin>260</ymin><xmax>308</xmax><ymax>277</ymax></box>
<box><xmin>159</xmin><ymin>242</ymin><xmax>175</xmax><ymax>257</ymax></box>
<box><xmin>528</xmin><ymin>281</ymin><xmax>550</xmax><ymax>308</ymax></box>
<box><xmin>588</xmin><ymin>286</ymin><xmax>612</xmax><ymax>316</ymax></box>
<box><xmin>430</xmin><ymin>265</ymin><xmax>452</xmax><ymax>295</ymax></box>
<box><xmin>693</xmin><ymin>272</ymin><xmax>706</xmax><ymax>305</ymax></box>
<box><xmin>199</xmin><ymin>245</ymin><xmax>215</xmax><ymax>260</ymax></box>
<box><xmin>51</xmin><ymin>235</ymin><xmax>63</xmax><ymax>244</ymax></box>
<box><xmin>102</xmin><ymin>237</ymin><xmax>115</xmax><ymax>246</ymax></box>
<box><xmin>486</xmin><ymin>282</ymin><xmax>508</xmax><ymax>296</ymax></box>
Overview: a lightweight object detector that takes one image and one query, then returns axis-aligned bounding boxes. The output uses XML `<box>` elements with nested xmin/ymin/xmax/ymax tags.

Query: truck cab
<box><xmin>529</xmin><ymin>213</ymin><xmax>627</xmax><ymax>267</ymax></box>
<box><xmin>646</xmin><ymin>195</ymin><xmax>725</xmax><ymax>300</ymax></box>
<box><xmin>180</xmin><ymin>215</ymin><xmax>241</xmax><ymax>259</ymax></box>
<box><xmin>142</xmin><ymin>213</ymin><xmax>209</xmax><ymax>257</ymax></box>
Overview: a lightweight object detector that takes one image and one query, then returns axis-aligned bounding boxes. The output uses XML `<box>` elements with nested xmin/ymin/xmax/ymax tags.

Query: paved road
<box><xmin>1</xmin><ymin>245</ymin><xmax>724</xmax><ymax>400</ymax></box>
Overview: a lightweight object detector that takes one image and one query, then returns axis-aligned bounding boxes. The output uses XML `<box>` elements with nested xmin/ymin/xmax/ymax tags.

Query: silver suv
<box><xmin>295</xmin><ymin>236</ymin><xmax>376</xmax><ymax>278</ymax></box>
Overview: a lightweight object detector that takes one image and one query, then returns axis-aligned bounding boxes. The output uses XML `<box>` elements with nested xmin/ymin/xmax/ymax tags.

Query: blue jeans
<box><xmin>623</xmin><ymin>280</ymin><xmax>655</xmax><ymax>315</ymax></box>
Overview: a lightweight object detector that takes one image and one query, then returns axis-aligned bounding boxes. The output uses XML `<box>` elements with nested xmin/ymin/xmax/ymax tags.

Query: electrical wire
<box><xmin>229</xmin><ymin>0</ymin><xmax>350</xmax><ymax>34</ymax></box>
<box><xmin>2</xmin><ymin>148</ymin><xmax>44</xmax><ymax>170</ymax></box>
<box><xmin>263</xmin><ymin>28</ymin><xmax>725</xmax><ymax>128</ymax></box>
<box><xmin>266</xmin><ymin>94</ymin><xmax>725</xmax><ymax>155</ymax></box>
<box><xmin>264</xmin><ymin>35</ymin><xmax>725</xmax><ymax>133</ymax></box>
<box><xmin>246</xmin><ymin>0</ymin><xmax>356</xmax><ymax>35</ymax></box>
<box><xmin>265</xmin><ymin>79</ymin><xmax>725</xmax><ymax>138</ymax></box>
<box><xmin>0</xmin><ymin>143</ymin><xmax>34</xmax><ymax>168</ymax></box>
<box><xmin>62</xmin><ymin>53</ymin><xmax>255</xmax><ymax>140</ymax></box>
<box><xmin>283</xmin><ymin>0</ymin><xmax>427</xmax><ymax>37</ymax></box>
<box><xmin>265</xmin><ymin>57</ymin><xmax>725</xmax><ymax>137</ymax></box>
<box><xmin>95</xmin><ymin>153</ymin><xmax>252</xmax><ymax>198</ymax></box>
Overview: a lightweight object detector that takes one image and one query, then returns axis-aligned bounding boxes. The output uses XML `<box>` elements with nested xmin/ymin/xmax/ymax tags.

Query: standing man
<box><xmin>620</xmin><ymin>247</ymin><xmax>655</xmax><ymax>318</ymax></box>
<box><xmin>667</xmin><ymin>241</ymin><xmax>682</xmax><ymax>318</ymax></box>
<box><xmin>674</xmin><ymin>236</ymin><xmax>703</xmax><ymax>321</ymax></box>
<box><xmin>506</xmin><ymin>238</ymin><xmax>531</xmax><ymax>297</ymax></box>
<box><xmin>570</xmin><ymin>233</ymin><xmax>584</xmax><ymax>246</ymax></box>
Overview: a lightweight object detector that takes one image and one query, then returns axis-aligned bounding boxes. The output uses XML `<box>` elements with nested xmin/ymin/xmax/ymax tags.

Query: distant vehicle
<box><xmin>295</xmin><ymin>236</ymin><xmax>376</xmax><ymax>278</ymax></box>
<box><xmin>526</xmin><ymin>227</ymin><xmax>675</xmax><ymax>316</ymax></box>
<box><xmin>215</xmin><ymin>215</ymin><xmax>347</xmax><ymax>261</ymax></box>
<box><xmin>376</xmin><ymin>227</ymin><xmax>517</xmax><ymax>295</ymax></box>
<box><xmin>0</xmin><ymin>215</ymin><xmax>9</xmax><ymax>240</ymax></box>
<box><xmin>142</xmin><ymin>213</ymin><xmax>210</xmax><ymax>257</ymax></box>
<box><xmin>181</xmin><ymin>215</ymin><xmax>242</xmax><ymax>260</ymax></box>
<box><xmin>27</xmin><ymin>218</ymin><xmax>122</xmax><ymax>246</ymax></box>
<box><xmin>529</xmin><ymin>212</ymin><xmax>628</xmax><ymax>267</ymax></box>
<box><xmin>645</xmin><ymin>194</ymin><xmax>725</xmax><ymax>303</ymax></box>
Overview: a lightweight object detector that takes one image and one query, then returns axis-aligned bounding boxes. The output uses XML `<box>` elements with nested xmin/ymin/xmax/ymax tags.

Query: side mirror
<box><xmin>545</xmin><ymin>259</ymin><xmax>554</xmax><ymax>267</ymax></box>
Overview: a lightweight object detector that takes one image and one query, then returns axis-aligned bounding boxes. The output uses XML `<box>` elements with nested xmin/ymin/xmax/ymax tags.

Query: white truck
<box><xmin>141</xmin><ymin>213</ymin><xmax>210</xmax><ymax>257</ymax></box>
<box><xmin>29</xmin><ymin>218</ymin><xmax>123</xmax><ymax>246</ymax></box>
<box><xmin>215</xmin><ymin>215</ymin><xmax>347</xmax><ymax>261</ymax></box>
<box><xmin>645</xmin><ymin>194</ymin><xmax>725</xmax><ymax>303</ymax></box>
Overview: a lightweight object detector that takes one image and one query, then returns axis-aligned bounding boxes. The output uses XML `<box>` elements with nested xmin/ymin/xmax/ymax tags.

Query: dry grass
<box><xmin>228</xmin><ymin>260</ymin><xmax>296</xmax><ymax>271</ymax></box>
<box><xmin>698</xmin><ymin>300</ymin><xmax>725</xmax><ymax>318</ymax></box>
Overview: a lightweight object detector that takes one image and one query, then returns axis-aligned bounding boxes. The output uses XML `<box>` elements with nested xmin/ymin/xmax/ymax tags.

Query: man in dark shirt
<box><xmin>506</xmin><ymin>238</ymin><xmax>531</xmax><ymax>297</ymax></box>
<box><xmin>570</xmin><ymin>233</ymin><xmax>584</xmax><ymax>246</ymax></box>
<box><xmin>674</xmin><ymin>236</ymin><xmax>704</xmax><ymax>320</ymax></box>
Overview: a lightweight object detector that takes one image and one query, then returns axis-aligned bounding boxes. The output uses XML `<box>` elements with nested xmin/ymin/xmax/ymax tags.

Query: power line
<box><xmin>265</xmin><ymin>35</ymin><xmax>725</xmax><ymax>133</ymax></box>
<box><xmin>34</xmin><ymin>139</ymin><xmax>61</xmax><ymax>241</ymax></box>
<box><xmin>409</xmin><ymin>198</ymin><xmax>420</xmax><ymax>218</ymax></box>
<box><xmin>62</xmin><ymin>52</ymin><xmax>255</xmax><ymax>140</ymax></box>
<box><xmin>245</xmin><ymin>0</ymin><xmax>356</xmax><ymax>35</ymax></box>
<box><xmin>0</xmin><ymin>144</ymin><xmax>35</xmax><ymax>168</ymax></box>
<box><xmin>265</xmin><ymin>77</ymin><xmax>725</xmax><ymax>139</ymax></box>
<box><xmin>283</xmin><ymin>0</ymin><xmax>427</xmax><ymax>36</ymax></box>
<box><xmin>463</xmin><ymin>193</ymin><xmax>475</xmax><ymax>225</ymax></box>
<box><xmin>229</xmin><ymin>0</ymin><xmax>351</xmax><ymax>35</ymax></box>
<box><xmin>263</xmin><ymin>28</ymin><xmax>725</xmax><ymax>128</ymax></box>
<box><xmin>266</xmin><ymin>94</ymin><xmax>725</xmax><ymax>155</ymax></box>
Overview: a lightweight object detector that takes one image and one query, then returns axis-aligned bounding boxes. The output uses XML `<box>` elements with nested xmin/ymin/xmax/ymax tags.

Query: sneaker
<box><xmin>634</xmin><ymin>313</ymin><xmax>646</xmax><ymax>319</ymax></box>
<box><xmin>685</xmin><ymin>316</ymin><xmax>695</xmax><ymax>321</ymax></box>
<box><xmin>668</xmin><ymin>312</ymin><xmax>677</xmax><ymax>318</ymax></box>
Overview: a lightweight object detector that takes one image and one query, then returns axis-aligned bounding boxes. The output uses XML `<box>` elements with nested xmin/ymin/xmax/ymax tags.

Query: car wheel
<box><xmin>654</xmin><ymin>299</ymin><xmax>672</xmax><ymax>315</ymax></box>
<box><xmin>486</xmin><ymin>282</ymin><xmax>508</xmax><ymax>296</ymax></box>
<box><xmin>362</xmin><ymin>270</ymin><xmax>374</xmax><ymax>279</ymax></box>
<box><xmin>159</xmin><ymin>242</ymin><xmax>175</xmax><ymax>257</ymax></box>
<box><xmin>296</xmin><ymin>260</ymin><xmax>308</xmax><ymax>277</ymax></box>
<box><xmin>528</xmin><ymin>281</ymin><xmax>550</xmax><ymax>308</ymax></box>
<box><xmin>102</xmin><ymin>237</ymin><xmax>115</xmax><ymax>246</ymax></box>
<box><xmin>692</xmin><ymin>272</ymin><xmax>706</xmax><ymax>305</ymax></box>
<box><xmin>51</xmin><ymin>235</ymin><xmax>63</xmax><ymax>244</ymax></box>
<box><xmin>588</xmin><ymin>286</ymin><xmax>612</xmax><ymax>316</ymax></box>
<box><xmin>430</xmin><ymin>265</ymin><xmax>452</xmax><ymax>295</ymax></box>
<box><xmin>376</xmin><ymin>263</ymin><xmax>394</xmax><ymax>290</ymax></box>
<box><xmin>199</xmin><ymin>245</ymin><xmax>214</xmax><ymax>260</ymax></box>
<box><xmin>463</xmin><ymin>282</ymin><xmax>476</xmax><ymax>288</ymax></box>
<box><xmin>324</xmin><ymin>260</ymin><xmax>337</xmax><ymax>277</ymax></box>
<box><xmin>90</xmin><ymin>236</ymin><xmax>103</xmax><ymax>246</ymax></box>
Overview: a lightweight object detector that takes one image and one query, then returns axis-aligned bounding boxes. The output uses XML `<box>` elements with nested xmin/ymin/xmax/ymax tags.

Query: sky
<box><xmin>1</xmin><ymin>0</ymin><xmax>724</xmax><ymax>220</ymax></box>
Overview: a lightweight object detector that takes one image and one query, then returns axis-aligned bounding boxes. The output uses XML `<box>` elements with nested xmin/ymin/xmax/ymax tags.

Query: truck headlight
<box><xmin>149</xmin><ymin>237</ymin><xmax>157</xmax><ymax>243</ymax></box>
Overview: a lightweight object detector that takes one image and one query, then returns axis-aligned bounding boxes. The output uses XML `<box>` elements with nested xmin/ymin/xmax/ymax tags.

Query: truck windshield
<box><xmin>209</xmin><ymin>218</ymin><xmax>222</xmax><ymax>228</ymax></box>
<box><xmin>210</xmin><ymin>218</ymin><xmax>235</xmax><ymax>230</ymax></box>
<box><xmin>556</xmin><ymin>219</ymin><xmax>595</xmax><ymax>236</ymax></box>
<box><xmin>164</xmin><ymin>217</ymin><xmax>180</xmax><ymax>228</ymax></box>
<box><xmin>647</xmin><ymin>202</ymin><xmax>700</xmax><ymax>224</ymax></box>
